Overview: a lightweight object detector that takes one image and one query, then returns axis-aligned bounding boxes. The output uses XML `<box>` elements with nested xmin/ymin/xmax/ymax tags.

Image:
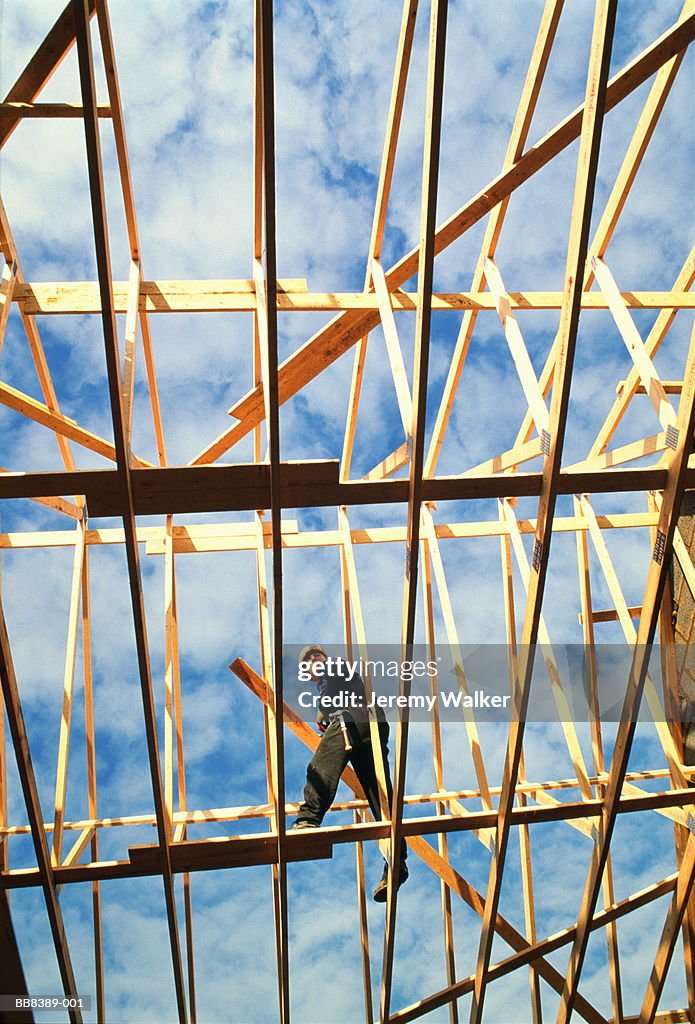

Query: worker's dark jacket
<box><xmin>315</xmin><ymin>668</ymin><xmax>384</xmax><ymax>725</ymax></box>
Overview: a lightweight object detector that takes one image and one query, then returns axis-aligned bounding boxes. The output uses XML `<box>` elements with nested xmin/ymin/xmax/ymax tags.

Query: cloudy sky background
<box><xmin>0</xmin><ymin>0</ymin><xmax>694</xmax><ymax>1021</ymax></box>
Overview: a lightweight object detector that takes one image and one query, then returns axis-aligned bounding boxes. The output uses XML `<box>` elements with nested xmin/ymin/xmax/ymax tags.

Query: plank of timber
<box><xmin>128</xmin><ymin>832</ymin><xmax>333</xmax><ymax>872</ymax></box>
<box><xmin>471</xmin><ymin>2</ymin><xmax>619</xmax><ymax>1019</ymax></box>
<box><xmin>578</xmin><ymin>605</ymin><xmax>641</xmax><ymax>624</ymax></box>
<box><xmin>0</xmin><ymin>379</ymin><xmax>153</xmax><ymax>467</ymax></box>
<box><xmin>389</xmin><ymin>873</ymin><xmax>679</xmax><ymax>1024</ymax></box>
<box><xmin>15</xmin><ymin>279</ymin><xmax>308</xmax><ymax>314</ymax></box>
<box><xmin>4</xmin><ymin>464</ymin><xmax>695</xmax><ymax>515</ymax></box>
<box><xmin>0</xmin><ymin>511</ymin><xmax>659</xmax><ymax>553</ymax></box>
<box><xmin>485</xmin><ymin>257</ymin><xmax>550</xmax><ymax>434</ymax></box>
<box><xmin>593</xmin><ymin>256</ymin><xmax>678</xmax><ymax>430</ymax></box>
<box><xmin>194</xmin><ymin>10</ymin><xmax>695</xmax><ymax>463</ymax></box>
<box><xmin>591</xmin><ymin>246</ymin><xmax>695</xmax><ymax>459</ymax></box>
<box><xmin>380</xmin><ymin>3</ymin><xmax>448</xmax><ymax>1017</ymax></box>
<box><xmin>639</xmin><ymin>834</ymin><xmax>695</xmax><ymax>1023</ymax></box>
<box><xmin>0</xmin><ymin>202</ymin><xmax>86</xmax><ymax>507</ymax></box>
<box><xmin>0</xmin><ymin>102</ymin><xmax>110</xmax><ymax>118</ymax></box>
<box><xmin>0</xmin><ymin>0</ymin><xmax>97</xmax><ymax>147</ymax></box>
<box><xmin>557</xmin><ymin>322</ymin><xmax>695</xmax><ymax>1019</ymax></box>
<box><xmin>619</xmin><ymin>380</ymin><xmax>685</xmax><ymax>394</ymax></box>
<box><xmin>72</xmin><ymin>1</ymin><xmax>187</xmax><ymax>1018</ymax></box>
<box><xmin>0</xmin><ymin>260</ymin><xmax>18</xmax><ymax>355</ymax></box>
<box><xmin>0</xmin><ymin>605</ymin><xmax>82</xmax><ymax>1021</ymax></box>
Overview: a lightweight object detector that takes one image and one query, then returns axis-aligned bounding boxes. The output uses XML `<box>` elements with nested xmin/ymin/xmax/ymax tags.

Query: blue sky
<box><xmin>0</xmin><ymin>1</ymin><xmax>694</xmax><ymax>1021</ymax></box>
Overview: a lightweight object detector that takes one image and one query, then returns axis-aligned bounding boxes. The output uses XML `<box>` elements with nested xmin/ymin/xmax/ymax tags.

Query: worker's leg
<box><xmin>350</xmin><ymin>718</ymin><xmax>407</xmax><ymax>863</ymax></box>
<box><xmin>295</xmin><ymin>720</ymin><xmax>350</xmax><ymax>826</ymax></box>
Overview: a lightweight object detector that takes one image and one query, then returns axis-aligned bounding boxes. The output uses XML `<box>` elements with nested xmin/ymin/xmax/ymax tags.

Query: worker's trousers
<box><xmin>296</xmin><ymin>715</ymin><xmax>407</xmax><ymax>862</ymax></box>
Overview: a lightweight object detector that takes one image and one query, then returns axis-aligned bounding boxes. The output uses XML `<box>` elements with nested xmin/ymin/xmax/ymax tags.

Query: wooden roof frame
<box><xmin>0</xmin><ymin>1</ymin><xmax>694</xmax><ymax>1022</ymax></box>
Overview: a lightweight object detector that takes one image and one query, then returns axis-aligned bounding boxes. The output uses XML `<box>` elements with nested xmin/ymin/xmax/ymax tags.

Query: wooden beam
<box><xmin>426</xmin><ymin>0</ymin><xmax>565</xmax><ymax>476</ymax></box>
<box><xmin>164</xmin><ymin>518</ymin><xmax>196</xmax><ymax>1024</ymax></box>
<box><xmin>192</xmin><ymin>6</ymin><xmax>695</xmax><ymax>465</ymax></box>
<box><xmin>0</xmin><ymin>602</ymin><xmax>82</xmax><ymax>1021</ymax></box>
<box><xmin>71</xmin><ymin>2</ymin><xmax>188</xmax><ymax>1018</ymax></box>
<box><xmin>422</xmin><ymin>538</ymin><xmax>460</xmax><ymax>1024</ymax></box>
<box><xmin>339</xmin><ymin>537</ymin><xmax>374</xmax><ymax>1024</ymax></box>
<box><xmin>0</xmin><ymin>0</ymin><xmax>97</xmax><ymax>147</ymax></box>
<box><xmin>338</xmin><ymin>507</ymin><xmax>392</xmax><ymax>823</ymax></box>
<box><xmin>556</xmin><ymin>344</ymin><xmax>695</xmax><ymax>1018</ymax></box>
<box><xmin>51</xmin><ymin>522</ymin><xmax>86</xmax><ymax>866</ymax></box>
<box><xmin>254</xmin><ymin>4</ymin><xmax>290</xmax><ymax>1022</ymax></box>
<box><xmin>0</xmin><ymin>379</ymin><xmax>153</xmax><ymax>467</ymax></box>
<box><xmin>485</xmin><ymin>258</ymin><xmax>550</xmax><ymax>437</ymax></box>
<box><xmin>578</xmin><ymin>605</ymin><xmax>641</xmax><ymax>624</ymax></box>
<box><xmin>121</xmin><ymin>259</ymin><xmax>140</xmax><ymax>454</ymax></box>
<box><xmin>380</xmin><ymin>2</ymin><xmax>448</xmax><ymax>1018</ymax></box>
<box><xmin>593</xmin><ymin>257</ymin><xmax>678</xmax><ymax>431</ymax></box>
<box><xmin>491</xmin><ymin>3</ymin><xmax>695</xmax><ymax>480</ymax></box>
<box><xmin>574</xmin><ymin>496</ymin><xmax>624</xmax><ymax>1023</ymax></box>
<box><xmin>80</xmin><ymin>541</ymin><xmax>105</xmax><ymax>1023</ymax></box>
<box><xmin>389</xmin><ymin>873</ymin><xmax>678</xmax><ymax>1024</ymax></box>
<box><xmin>566</xmin><ymin>432</ymin><xmax>668</xmax><ymax>474</ymax></box>
<box><xmin>4</xmin><ymin>785</ymin><xmax>693</xmax><ymax>887</ymax></box>
<box><xmin>0</xmin><ymin>200</ymin><xmax>87</xmax><ymax>508</ymax></box>
<box><xmin>341</xmin><ymin>0</ymin><xmax>418</xmax><ymax>481</ymax></box>
<box><xmin>371</xmin><ymin>258</ymin><xmax>413</xmax><ymax>435</ymax></box>
<box><xmin>0</xmin><ymin>470</ymin><xmax>81</xmax><ymax>520</ymax></box>
<box><xmin>619</xmin><ymin>380</ymin><xmax>685</xmax><ymax>395</ymax></box>
<box><xmin>4</xmin><ymin>764</ymin><xmax>685</xmax><ymax>841</ymax></box>
<box><xmin>0</xmin><ymin>259</ymin><xmax>18</xmax><ymax>356</ymax></box>
<box><xmin>639</xmin><ymin>834</ymin><xmax>695</xmax><ymax>1024</ymax></box>
<box><xmin>590</xmin><ymin>245</ymin><xmax>695</xmax><ymax>460</ymax></box>
<box><xmin>0</xmin><ymin>510</ymin><xmax>660</xmax><ymax>553</ymax></box>
<box><xmin>579</xmin><ymin>495</ymin><xmax>688</xmax><ymax>787</ymax></box>
<box><xmin>0</xmin><ymin>102</ymin><xmax>110</xmax><ymax>118</ymax></box>
<box><xmin>498</xmin><ymin>502</ymin><xmax>542</xmax><ymax>1024</ymax></box>
<box><xmin>4</xmin><ymin>464</ymin><xmax>695</xmax><ymax>517</ymax></box>
<box><xmin>501</xmin><ymin>499</ymin><xmax>594</xmax><ymax>799</ymax></box>
<box><xmin>420</xmin><ymin>507</ymin><xmax>494</xmax><ymax>818</ymax></box>
<box><xmin>471</xmin><ymin>3</ymin><xmax>618</xmax><ymax>1018</ymax></box>
<box><xmin>12</xmin><ymin>283</ymin><xmax>694</xmax><ymax>315</ymax></box>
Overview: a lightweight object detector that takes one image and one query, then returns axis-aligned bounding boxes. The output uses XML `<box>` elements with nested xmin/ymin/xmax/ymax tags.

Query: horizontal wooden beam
<box><xmin>618</xmin><ymin>380</ymin><xmax>685</xmax><ymax>395</ymax></box>
<box><xmin>0</xmin><ymin>0</ymin><xmax>97</xmax><ymax>147</ymax></box>
<box><xmin>3</xmin><ymin>787</ymin><xmax>692</xmax><ymax>886</ymax></box>
<box><xmin>616</xmin><ymin>1011</ymin><xmax>690</xmax><ymax>1024</ymax></box>
<box><xmin>13</xmin><ymin>282</ymin><xmax>695</xmax><ymax>315</ymax></box>
<box><xmin>0</xmin><ymin>511</ymin><xmax>661</xmax><ymax>551</ymax></box>
<box><xmin>2</xmin><ymin>767</ymin><xmax>676</xmax><ymax>838</ymax></box>
<box><xmin>578</xmin><ymin>605</ymin><xmax>642</xmax><ymax>624</ymax></box>
<box><xmin>0</xmin><ymin>103</ymin><xmax>111</xmax><ymax>118</ymax></box>
<box><xmin>15</xmin><ymin>279</ymin><xmax>307</xmax><ymax>314</ymax></box>
<box><xmin>213</xmin><ymin>11</ymin><xmax>695</xmax><ymax>457</ymax></box>
<box><xmin>0</xmin><ymin>464</ymin><xmax>691</xmax><ymax>514</ymax></box>
<box><xmin>129</xmin><ymin>831</ymin><xmax>334</xmax><ymax>871</ymax></box>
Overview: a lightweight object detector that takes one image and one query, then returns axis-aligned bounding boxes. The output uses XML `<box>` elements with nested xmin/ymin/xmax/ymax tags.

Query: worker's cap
<box><xmin>298</xmin><ymin>644</ymin><xmax>328</xmax><ymax>663</ymax></box>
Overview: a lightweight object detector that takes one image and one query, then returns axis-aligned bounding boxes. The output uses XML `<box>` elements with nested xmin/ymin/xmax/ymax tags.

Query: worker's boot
<box><xmin>372</xmin><ymin>860</ymin><xmax>408</xmax><ymax>903</ymax></box>
<box><xmin>289</xmin><ymin>820</ymin><xmax>319</xmax><ymax>830</ymax></box>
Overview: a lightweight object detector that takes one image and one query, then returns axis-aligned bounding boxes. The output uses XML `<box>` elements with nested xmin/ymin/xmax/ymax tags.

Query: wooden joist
<box><xmin>11</xmin><ymin>282</ymin><xmax>694</xmax><ymax>315</ymax></box>
<box><xmin>2</xmin><ymin>463</ymin><xmax>695</xmax><ymax>517</ymax></box>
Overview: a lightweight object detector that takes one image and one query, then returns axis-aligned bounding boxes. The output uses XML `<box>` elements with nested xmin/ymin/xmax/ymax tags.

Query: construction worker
<box><xmin>289</xmin><ymin>644</ymin><xmax>408</xmax><ymax>902</ymax></box>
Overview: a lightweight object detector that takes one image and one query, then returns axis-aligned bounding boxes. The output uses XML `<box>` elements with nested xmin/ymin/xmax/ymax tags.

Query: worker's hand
<box><xmin>316</xmin><ymin>712</ymin><xmax>328</xmax><ymax>733</ymax></box>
